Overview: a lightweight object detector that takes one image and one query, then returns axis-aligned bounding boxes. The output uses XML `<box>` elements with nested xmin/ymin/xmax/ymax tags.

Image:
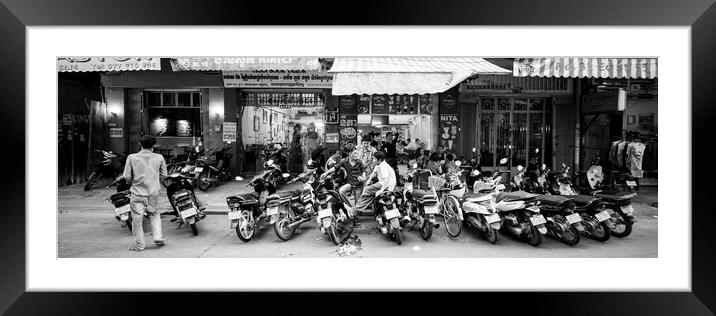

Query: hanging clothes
<box><xmin>609</xmin><ymin>140</ymin><xmax>621</xmax><ymax>167</ymax></box>
<box><xmin>617</xmin><ymin>141</ymin><xmax>628</xmax><ymax>168</ymax></box>
<box><xmin>627</xmin><ymin>141</ymin><xmax>646</xmax><ymax>178</ymax></box>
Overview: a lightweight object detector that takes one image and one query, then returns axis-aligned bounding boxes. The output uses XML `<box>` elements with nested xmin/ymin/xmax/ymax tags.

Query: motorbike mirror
<box><xmin>235</xmin><ymin>176</ymin><xmax>244</xmax><ymax>181</ymax></box>
<box><xmin>412</xmin><ymin>163</ymin><xmax>418</xmax><ymax>169</ymax></box>
<box><xmin>562</xmin><ymin>163</ymin><xmax>567</xmax><ymax>168</ymax></box>
<box><xmin>535</xmin><ymin>148</ymin><xmax>540</xmax><ymax>153</ymax></box>
<box><xmin>267</xmin><ymin>159</ymin><xmax>274</xmax><ymax>165</ymax></box>
<box><xmin>517</xmin><ymin>165</ymin><xmax>524</xmax><ymax>171</ymax></box>
<box><xmin>455</xmin><ymin>161</ymin><xmax>462</xmax><ymax>167</ymax></box>
<box><xmin>472</xmin><ymin>147</ymin><xmax>476</xmax><ymax>152</ymax></box>
<box><xmin>282</xmin><ymin>173</ymin><xmax>290</xmax><ymax>178</ymax></box>
<box><xmin>541</xmin><ymin>164</ymin><xmax>546</xmax><ymax>170</ymax></box>
<box><xmin>499</xmin><ymin>158</ymin><xmax>508</xmax><ymax>165</ymax></box>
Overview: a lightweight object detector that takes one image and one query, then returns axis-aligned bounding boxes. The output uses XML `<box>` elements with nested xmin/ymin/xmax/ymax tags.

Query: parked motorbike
<box><xmin>261</xmin><ymin>159</ymin><xmax>291</xmax><ymax>190</ymax></box>
<box><xmin>163</xmin><ymin>146</ymin><xmax>201</xmax><ymax>188</ymax></box>
<box><xmin>85</xmin><ymin>149</ymin><xmax>126</xmax><ymax>191</ymax></box>
<box><xmin>166</xmin><ymin>173</ymin><xmax>203</xmax><ymax>235</ymax></box>
<box><xmin>399</xmin><ymin>163</ymin><xmax>441</xmax><ymax>241</ymax></box>
<box><xmin>270</xmin><ymin>170</ymin><xmax>318</xmax><ymax>242</ymax></box>
<box><xmin>550</xmin><ymin>163</ymin><xmax>616</xmax><ymax>242</ymax></box>
<box><xmin>196</xmin><ymin>145</ymin><xmax>234</xmax><ymax>191</ymax></box>
<box><xmin>513</xmin><ymin>164</ymin><xmax>582</xmax><ymax>246</ymax></box>
<box><xmin>460</xmin><ymin>173</ymin><xmax>503</xmax><ymax>243</ymax></box>
<box><xmin>105</xmin><ymin>178</ymin><xmax>133</xmax><ymax>233</ymax></box>
<box><xmin>465</xmin><ymin>147</ymin><xmax>483</xmax><ymax>189</ymax></box>
<box><xmin>372</xmin><ymin>189</ymin><xmax>405</xmax><ymax>245</ymax></box>
<box><xmin>573</xmin><ymin>160</ymin><xmax>636</xmax><ymax>238</ymax></box>
<box><xmin>226</xmin><ymin>173</ymin><xmax>282</xmax><ymax>242</ymax></box>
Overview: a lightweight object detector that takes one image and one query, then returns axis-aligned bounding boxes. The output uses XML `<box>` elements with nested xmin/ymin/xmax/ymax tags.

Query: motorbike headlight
<box><xmin>472</xmin><ymin>170</ymin><xmax>479</xmax><ymax>176</ymax></box>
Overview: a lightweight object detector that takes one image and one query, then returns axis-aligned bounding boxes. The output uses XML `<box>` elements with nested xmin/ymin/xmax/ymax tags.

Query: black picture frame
<box><xmin>4</xmin><ymin>0</ymin><xmax>714</xmax><ymax>314</ymax></box>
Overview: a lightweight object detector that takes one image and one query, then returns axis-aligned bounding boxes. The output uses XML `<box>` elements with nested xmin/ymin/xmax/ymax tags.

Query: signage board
<box><xmin>109</xmin><ymin>128</ymin><xmax>123</xmax><ymax>138</ymax></box>
<box><xmin>222</xmin><ymin>122</ymin><xmax>237</xmax><ymax>143</ymax></box>
<box><xmin>222</xmin><ymin>70</ymin><xmax>332</xmax><ymax>88</ymax></box>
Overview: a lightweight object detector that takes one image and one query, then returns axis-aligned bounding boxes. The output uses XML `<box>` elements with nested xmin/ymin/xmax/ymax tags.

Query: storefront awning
<box><xmin>328</xmin><ymin>57</ymin><xmax>511</xmax><ymax>95</ymax></box>
<box><xmin>57</xmin><ymin>57</ymin><xmax>161</xmax><ymax>72</ymax></box>
<box><xmin>170</xmin><ymin>57</ymin><xmax>321</xmax><ymax>71</ymax></box>
<box><xmin>513</xmin><ymin>58</ymin><xmax>658</xmax><ymax>79</ymax></box>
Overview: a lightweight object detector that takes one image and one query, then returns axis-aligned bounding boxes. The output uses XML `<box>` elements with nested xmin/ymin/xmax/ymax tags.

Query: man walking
<box><xmin>122</xmin><ymin>135</ymin><xmax>168</xmax><ymax>252</ymax></box>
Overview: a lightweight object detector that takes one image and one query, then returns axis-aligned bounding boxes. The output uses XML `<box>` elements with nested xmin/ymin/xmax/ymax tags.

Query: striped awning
<box><xmin>171</xmin><ymin>57</ymin><xmax>321</xmax><ymax>71</ymax></box>
<box><xmin>57</xmin><ymin>57</ymin><xmax>161</xmax><ymax>72</ymax></box>
<box><xmin>513</xmin><ymin>58</ymin><xmax>657</xmax><ymax>79</ymax></box>
<box><xmin>328</xmin><ymin>57</ymin><xmax>510</xmax><ymax>95</ymax></box>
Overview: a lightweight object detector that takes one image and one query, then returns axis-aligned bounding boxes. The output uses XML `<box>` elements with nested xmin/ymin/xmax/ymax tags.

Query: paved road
<box><xmin>58</xmin><ymin>181</ymin><xmax>658</xmax><ymax>258</ymax></box>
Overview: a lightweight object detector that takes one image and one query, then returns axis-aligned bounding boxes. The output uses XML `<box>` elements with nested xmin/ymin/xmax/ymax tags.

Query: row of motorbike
<box><xmin>224</xmin><ymin>150</ymin><xmax>638</xmax><ymax>248</ymax></box>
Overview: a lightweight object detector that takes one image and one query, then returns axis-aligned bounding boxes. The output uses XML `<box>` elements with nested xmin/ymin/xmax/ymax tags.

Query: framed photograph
<box><xmin>15</xmin><ymin>0</ymin><xmax>715</xmax><ymax>314</ymax></box>
<box><xmin>627</xmin><ymin>115</ymin><xmax>636</xmax><ymax>125</ymax></box>
<box><xmin>639</xmin><ymin>113</ymin><xmax>655</xmax><ymax>125</ymax></box>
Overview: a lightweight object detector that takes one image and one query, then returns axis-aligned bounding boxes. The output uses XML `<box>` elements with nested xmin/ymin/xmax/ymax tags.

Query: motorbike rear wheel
<box><xmin>274</xmin><ymin>214</ymin><xmax>296</xmax><ymax>241</ymax></box>
<box><xmin>198</xmin><ymin>169</ymin><xmax>211</xmax><ymax>191</ymax></box>
<box><xmin>526</xmin><ymin>223</ymin><xmax>543</xmax><ymax>247</ymax></box>
<box><xmin>190</xmin><ymin>223</ymin><xmax>198</xmax><ymax>236</ymax></box>
<box><xmin>588</xmin><ymin>221</ymin><xmax>612</xmax><ymax>242</ymax></box>
<box><xmin>553</xmin><ymin>216</ymin><xmax>580</xmax><ymax>246</ymax></box>
<box><xmin>609</xmin><ymin>209</ymin><xmax>633</xmax><ymax>238</ymax></box>
<box><xmin>391</xmin><ymin>218</ymin><xmax>403</xmax><ymax>245</ymax></box>
<box><xmin>124</xmin><ymin>218</ymin><xmax>133</xmax><ymax>234</ymax></box>
<box><xmin>442</xmin><ymin>197</ymin><xmax>462</xmax><ymax>238</ymax></box>
<box><xmin>419</xmin><ymin>215</ymin><xmax>433</xmax><ymax>241</ymax></box>
<box><xmin>84</xmin><ymin>171</ymin><xmax>101</xmax><ymax>191</ymax></box>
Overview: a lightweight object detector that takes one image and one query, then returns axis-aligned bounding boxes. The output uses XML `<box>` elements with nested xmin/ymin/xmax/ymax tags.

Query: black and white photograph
<box><xmin>57</xmin><ymin>56</ymin><xmax>658</xmax><ymax>258</ymax></box>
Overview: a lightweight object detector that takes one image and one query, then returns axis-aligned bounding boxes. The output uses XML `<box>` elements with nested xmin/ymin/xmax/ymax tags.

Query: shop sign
<box><xmin>339</xmin><ymin>114</ymin><xmax>358</xmax><ymax>148</ymax></box>
<box><xmin>57</xmin><ymin>57</ymin><xmax>161</xmax><ymax>72</ymax></box>
<box><xmin>172</xmin><ymin>57</ymin><xmax>320</xmax><ymax>71</ymax></box>
<box><xmin>581</xmin><ymin>89</ymin><xmax>626</xmax><ymax>113</ymax></box>
<box><xmin>419</xmin><ymin>94</ymin><xmax>434</xmax><ymax>115</ymax></box>
<box><xmin>109</xmin><ymin>128</ymin><xmax>123</xmax><ymax>138</ymax></box>
<box><xmin>222</xmin><ymin>122</ymin><xmax>237</xmax><ymax>143</ymax></box>
<box><xmin>439</xmin><ymin>115</ymin><xmax>459</xmax><ymax>151</ymax></box>
<box><xmin>325</xmin><ymin>133</ymin><xmax>339</xmax><ymax>143</ymax></box>
<box><xmin>339</xmin><ymin>95</ymin><xmax>359</xmax><ymax>114</ymax></box>
<box><xmin>222</xmin><ymin>70</ymin><xmax>332</xmax><ymax>88</ymax></box>
<box><xmin>62</xmin><ymin>114</ymin><xmax>73</xmax><ymax>126</ymax></box>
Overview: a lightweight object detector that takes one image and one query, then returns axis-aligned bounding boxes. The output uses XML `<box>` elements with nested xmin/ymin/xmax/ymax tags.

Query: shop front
<box><xmin>328</xmin><ymin>57</ymin><xmax>511</xmax><ymax>160</ymax></box>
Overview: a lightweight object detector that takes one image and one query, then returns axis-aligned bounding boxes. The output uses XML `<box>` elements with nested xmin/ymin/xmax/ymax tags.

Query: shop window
<box><xmin>513</xmin><ymin>98</ymin><xmax>528</xmax><ymax>110</ymax></box>
<box><xmin>480</xmin><ymin>98</ymin><xmax>495</xmax><ymax>111</ymax></box>
<box><xmin>497</xmin><ymin>98</ymin><xmax>511</xmax><ymax>110</ymax></box>
<box><xmin>144</xmin><ymin>91</ymin><xmax>202</xmax><ymax>137</ymax></box>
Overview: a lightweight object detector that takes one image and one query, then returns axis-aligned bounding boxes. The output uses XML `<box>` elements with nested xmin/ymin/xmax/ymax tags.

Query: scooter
<box><xmin>105</xmin><ymin>178</ymin><xmax>134</xmax><ymax>234</ymax></box>
<box><xmin>465</xmin><ymin>147</ymin><xmax>482</xmax><ymax>190</ymax></box>
<box><xmin>166</xmin><ymin>172</ymin><xmax>206</xmax><ymax>236</ymax></box>
<box><xmin>399</xmin><ymin>163</ymin><xmax>441</xmax><ymax>241</ymax></box>
<box><xmin>166</xmin><ymin>173</ymin><xmax>204</xmax><ymax>235</ymax></box>
<box><xmin>85</xmin><ymin>149</ymin><xmax>126</xmax><ymax>191</ymax></box>
<box><xmin>551</xmin><ymin>163</ymin><xmax>617</xmax><ymax>242</ymax></box>
<box><xmin>460</xmin><ymin>173</ymin><xmax>503</xmax><ymax>244</ymax></box>
<box><xmin>372</xmin><ymin>189</ymin><xmax>405</xmax><ymax>245</ymax></box>
<box><xmin>514</xmin><ymin>164</ymin><xmax>583</xmax><ymax>246</ymax></box>
<box><xmin>196</xmin><ymin>145</ymin><xmax>234</xmax><ymax>191</ymax></box>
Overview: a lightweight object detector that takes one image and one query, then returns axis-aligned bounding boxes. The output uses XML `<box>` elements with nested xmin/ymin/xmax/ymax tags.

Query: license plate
<box><xmin>485</xmin><ymin>213</ymin><xmax>501</xmax><ymax>224</ymax></box>
<box><xmin>530</xmin><ymin>215</ymin><xmax>546</xmax><ymax>226</ymax></box>
<box><xmin>228</xmin><ymin>210</ymin><xmax>242</xmax><ymax>220</ymax></box>
<box><xmin>114</xmin><ymin>204</ymin><xmax>130</xmax><ymax>216</ymax></box>
<box><xmin>194</xmin><ymin>167</ymin><xmax>203</xmax><ymax>173</ymax></box>
<box><xmin>626</xmin><ymin>180</ymin><xmax>637</xmax><ymax>187</ymax></box>
<box><xmin>384</xmin><ymin>209</ymin><xmax>401</xmax><ymax>219</ymax></box>
<box><xmin>318</xmin><ymin>208</ymin><xmax>332</xmax><ymax>219</ymax></box>
<box><xmin>266</xmin><ymin>206</ymin><xmax>279</xmax><ymax>216</ymax></box>
<box><xmin>595</xmin><ymin>210</ymin><xmax>611</xmax><ymax>222</ymax></box>
<box><xmin>424</xmin><ymin>205</ymin><xmax>439</xmax><ymax>214</ymax></box>
<box><xmin>620</xmin><ymin>205</ymin><xmax>634</xmax><ymax>216</ymax></box>
<box><xmin>181</xmin><ymin>208</ymin><xmax>198</xmax><ymax>219</ymax></box>
<box><xmin>565</xmin><ymin>213</ymin><xmax>582</xmax><ymax>224</ymax></box>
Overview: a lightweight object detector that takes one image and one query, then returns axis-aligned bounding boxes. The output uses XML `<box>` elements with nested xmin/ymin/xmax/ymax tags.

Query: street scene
<box><xmin>58</xmin><ymin>57</ymin><xmax>658</xmax><ymax>257</ymax></box>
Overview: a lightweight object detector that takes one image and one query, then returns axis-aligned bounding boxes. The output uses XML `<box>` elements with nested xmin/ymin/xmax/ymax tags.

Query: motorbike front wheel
<box><xmin>274</xmin><ymin>214</ymin><xmax>296</xmax><ymax>241</ymax></box>
<box><xmin>442</xmin><ymin>197</ymin><xmax>462</xmax><ymax>238</ymax></box>
<box><xmin>419</xmin><ymin>215</ymin><xmax>433</xmax><ymax>241</ymax></box>
<box><xmin>484</xmin><ymin>225</ymin><xmax>498</xmax><ymax>244</ymax></box>
<box><xmin>84</xmin><ymin>170</ymin><xmax>101</xmax><ymax>191</ymax></box>
<box><xmin>197</xmin><ymin>169</ymin><xmax>211</xmax><ymax>191</ymax></box>
<box><xmin>588</xmin><ymin>221</ymin><xmax>612</xmax><ymax>242</ymax></box>
<box><xmin>236</xmin><ymin>210</ymin><xmax>255</xmax><ymax>242</ymax></box>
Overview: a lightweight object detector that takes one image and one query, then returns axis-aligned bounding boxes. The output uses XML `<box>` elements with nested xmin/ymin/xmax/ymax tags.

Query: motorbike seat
<box><xmin>269</xmin><ymin>190</ymin><xmax>299</xmax><ymax>200</ymax></box>
<box><xmin>564</xmin><ymin>194</ymin><xmax>598</xmax><ymax>206</ymax></box>
<box><xmin>463</xmin><ymin>191</ymin><xmax>492</xmax><ymax>202</ymax></box>
<box><xmin>537</xmin><ymin>194</ymin><xmax>572</xmax><ymax>206</ymax></box>
<box><xmin>594</xmin><ymin>191</ymin><xmax>636</xmax><ymax>201</ymax></box>
<box><xmin>411</xmin><ymin>189</ymin><xmax>433</xmax><ymax>199</ymax></box>
<box><xmin>495</xmin><ymin>191</ymin><xmax>538</xmax><ymax>203</ymax></box>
